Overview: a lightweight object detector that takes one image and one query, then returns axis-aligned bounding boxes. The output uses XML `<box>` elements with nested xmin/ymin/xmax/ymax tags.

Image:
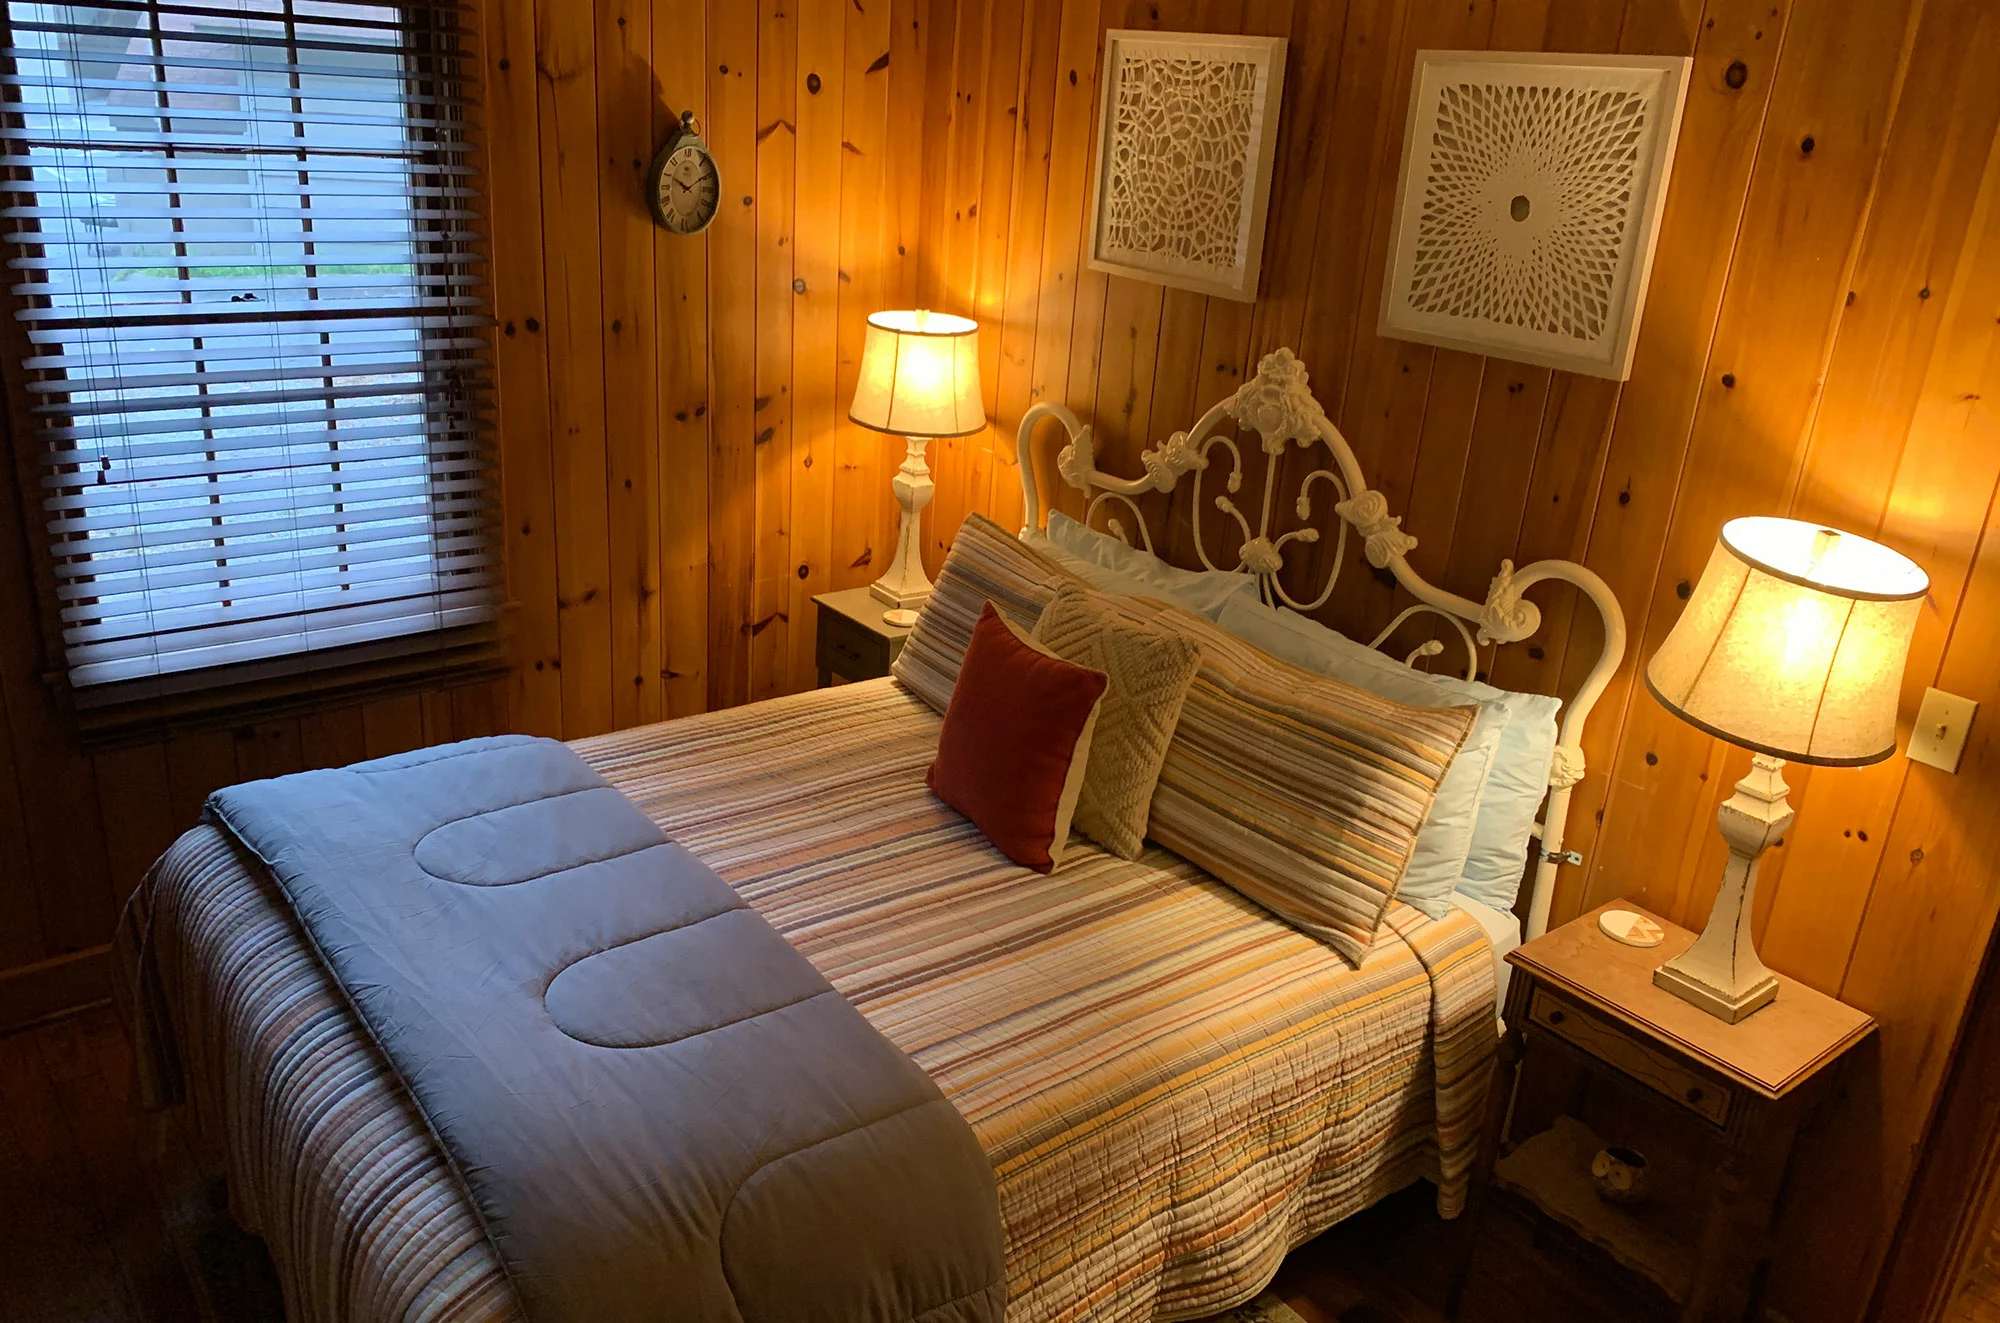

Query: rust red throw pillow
<box><xmin>927</xmin><ymin>602</ymin><xmax>1108</xmax><ymax>873</ymax></box>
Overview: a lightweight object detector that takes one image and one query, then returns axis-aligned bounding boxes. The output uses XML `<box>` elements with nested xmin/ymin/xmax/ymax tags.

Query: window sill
<box><xmin>64</xmin><ymin>622</ymin><xmax>510</xmax><ymax>752</ymax></box>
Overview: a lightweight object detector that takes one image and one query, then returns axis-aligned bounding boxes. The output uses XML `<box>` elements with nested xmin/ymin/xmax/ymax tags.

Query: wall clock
<box><xmin>646</xmin><ymin>110</ymin><xmax>720</xmax><ymax>236</ymax></box>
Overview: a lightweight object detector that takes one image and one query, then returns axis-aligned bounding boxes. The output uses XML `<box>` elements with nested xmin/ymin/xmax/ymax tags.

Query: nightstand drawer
<box><xmin>814</xmin><ymin>596</ymin><xmax>904</xmax><ymax>683</ymax></box>
<box><xmin>1529</xmin><ymin>987</ymin><xmax>1732</xmax><ymax>1127</ymax></box>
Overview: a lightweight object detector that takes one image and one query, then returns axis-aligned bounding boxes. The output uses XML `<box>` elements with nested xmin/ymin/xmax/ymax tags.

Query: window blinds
<box><xmin>0</xmin><ymin>0</ymin><xmax>495</xmax><ymax>699</ymax></box>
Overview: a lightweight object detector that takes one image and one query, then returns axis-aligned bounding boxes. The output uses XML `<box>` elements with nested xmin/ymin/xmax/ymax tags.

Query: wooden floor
<box><xmin>1265</xmin><ymin>1183</ymin><xmax>1669</xmax><ymax>1323</ymax></box>
<box><xmin>2</xmin><ymin>1006</ymin><xmax>207</xmax><ymax>1323</ymax></box>
<box><xmin>2</xmin><ymin>1004</ymin><xmax>1663</xmax><ymax>1323</ymax></box>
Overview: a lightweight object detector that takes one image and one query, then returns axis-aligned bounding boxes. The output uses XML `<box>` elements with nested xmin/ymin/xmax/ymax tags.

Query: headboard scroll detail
<box><xmin>1015</xmin><ymin>348</ymin><xmax>1628</xmax><ymax>940</ymax></box>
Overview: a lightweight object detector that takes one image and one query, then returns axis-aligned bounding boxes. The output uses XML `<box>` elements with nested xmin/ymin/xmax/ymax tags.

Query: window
<box><xmin>0</xmin><ymin>1</ymin><xmax>493</xmax><ymax>706</ymax></box>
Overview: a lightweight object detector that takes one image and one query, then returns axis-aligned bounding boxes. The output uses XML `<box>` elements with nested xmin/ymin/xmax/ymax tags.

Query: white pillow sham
<box><xmin>1214</xmin><ymin>595</ymin><xmax>1562</xmax><ymax>916</ymax></box>
<box><xmin>1023</xmin><ymin>512</ymin><xmax>1261</xmax><ymax>621</ymax></box>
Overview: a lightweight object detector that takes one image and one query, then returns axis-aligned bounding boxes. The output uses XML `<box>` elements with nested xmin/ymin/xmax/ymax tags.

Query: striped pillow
<box><xmin>1112</xmin><ymin>596</ymin><xmax>1476</xmax><ymax>964</ymax></box>
<box><xmin>892</xmin><ymin>512</ymin><xmax>1074</xmax><ymax>713</ymax></box>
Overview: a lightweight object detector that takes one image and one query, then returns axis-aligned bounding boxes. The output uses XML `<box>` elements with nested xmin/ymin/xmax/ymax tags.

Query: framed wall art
<box><xmin>1086</xmin><ymin>30</ymin><xmax>1287</xmax><ymax>302</ymax></box>
<box><xmin>1378</xmin><ymin>51</ymin><xmax>1692</xmax><ymax>381</ymax></box>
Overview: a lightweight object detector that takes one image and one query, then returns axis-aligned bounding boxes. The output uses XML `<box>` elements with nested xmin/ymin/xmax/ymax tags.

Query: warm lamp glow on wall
<box><xmin>849</xmin><ymin>310</ymin><xmax>985</xmax><ymax>626</ymax></box>
<box><xmin>1645</xmin><ymin>517</ymin><xmax>1928</xmax><ymax>1022</ymax></box>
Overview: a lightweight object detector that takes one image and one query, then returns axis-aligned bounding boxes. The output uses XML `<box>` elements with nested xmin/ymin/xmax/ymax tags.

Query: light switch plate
<box><xmin>1908</xmin><ymin>687</ymin><xmax>1978</xmax><ymax>774</ymax></box>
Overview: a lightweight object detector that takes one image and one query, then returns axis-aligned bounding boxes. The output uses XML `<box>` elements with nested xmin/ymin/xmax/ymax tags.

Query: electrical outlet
<box><xmin>1907</xmin><ymin>687</ymin><xmax>1978</xmax><ymax>774</ymax></box>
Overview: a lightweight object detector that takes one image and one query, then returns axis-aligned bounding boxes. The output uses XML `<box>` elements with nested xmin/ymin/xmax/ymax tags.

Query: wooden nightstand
<box><xmin>1459</xmin><ymin>903</ymin><xmax>1874</xmax><ymax>1323</ymax></box>
<box><xmin>813</xmin><ymin>587</ymin><xmax>913</xmax><ymax>686</ymax></box>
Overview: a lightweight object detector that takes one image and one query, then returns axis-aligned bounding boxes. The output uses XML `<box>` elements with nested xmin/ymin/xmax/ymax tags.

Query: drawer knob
<box><xmin>1685</xmin><ymin>1086</ymin><xmax>1704</xmax><ymax>1104</ymax></box>
<box><xmin>1547</xmin><ymin>1009</ymin><xmax>1566</xmax><ymax>1026</ymax></box>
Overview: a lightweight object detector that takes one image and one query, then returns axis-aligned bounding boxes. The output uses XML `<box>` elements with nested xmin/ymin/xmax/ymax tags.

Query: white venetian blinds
<box><xmin>0</xmin><ymin>0</ymin><xmax>495</xmax><ymax>699</ymax></box>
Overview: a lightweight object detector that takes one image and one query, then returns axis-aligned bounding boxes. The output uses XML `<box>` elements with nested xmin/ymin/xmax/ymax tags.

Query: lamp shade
<box><xmin>848</xmin><ymin>309</ymin><xmax>985</xmax><ymax>438</ymax></box>
<box><xmin>1645</xmin><ymin>517</ymin><xmax>1928</xmax><ymax>766</ymax></box>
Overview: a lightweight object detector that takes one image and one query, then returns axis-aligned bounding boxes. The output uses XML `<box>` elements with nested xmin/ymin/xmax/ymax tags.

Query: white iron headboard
<box><xmin>1015</xmin><ymin>349</ymin><xmax>1627</xmax><ymax>942</ymax></box>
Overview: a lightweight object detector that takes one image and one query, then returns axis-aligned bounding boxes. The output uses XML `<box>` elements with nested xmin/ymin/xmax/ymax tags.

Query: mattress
<box><xmin>118</xmin><ymin>678</ymin><xmax>1498</xmax><ymax>1323</ymax></box>
<box><xmin>1452</xmin><ymin>893</ymin><xmax>1523</xmax><ymax>1014</ymax></box>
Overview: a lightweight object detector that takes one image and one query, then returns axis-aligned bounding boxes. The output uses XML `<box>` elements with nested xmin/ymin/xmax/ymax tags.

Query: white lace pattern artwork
<box><xmin>1410</xmin><ymin>82</ymin><xmax>1648</xmax><ymax>342</ymax></box>
<box><xmin>1101</xmin><ymin>53</ymin><xmax>1257</xmax><ymax>273</ymax></box>
<box><xmin>1379</xmin><ymin>53</ymin><xmax>1691</xmax><ymax>381</ymax></box>
<box><xmin>1088</xmin><ymin>32</ymin><xmax>1286</xmax><ymax>302</ymax></box>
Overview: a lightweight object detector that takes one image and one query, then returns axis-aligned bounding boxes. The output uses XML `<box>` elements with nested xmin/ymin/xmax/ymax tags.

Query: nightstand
<box><xmin>1459</xmin><ymin>903</ymin><xmax>1874</xmax><ymax>1323</ymax></box>
<box><xmin>813</xmin><ymin>587</ymin><xmax>914</xmax><ymax>687</ymax></box>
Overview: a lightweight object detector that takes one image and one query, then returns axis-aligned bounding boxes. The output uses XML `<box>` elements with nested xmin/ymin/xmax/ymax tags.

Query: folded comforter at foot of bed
<box><xmin>199</xmin><ymin>734</ymin><xmax>1006</xmax><ymax>1323</ymax></box>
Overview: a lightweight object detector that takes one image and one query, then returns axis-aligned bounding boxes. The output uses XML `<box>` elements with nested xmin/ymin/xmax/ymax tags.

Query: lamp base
<box><xmin>1651</xmin><ymin>962</ymin><xmax>1778</xmax><ymax>1024</ymax></box>
<box><xmin>870</xmin><ymin>434</ymin><xmax>935</xmax><ymax>614</ymax></box>
<box><xmin>868</xmin><ymin>579</ymin><xmax>931</xmax><ymax>611</ymax></box>
<box><xmin>1652</xmin><ymin>753</ymin><xmax>1793</xmax><ymax>1024</ymax></box>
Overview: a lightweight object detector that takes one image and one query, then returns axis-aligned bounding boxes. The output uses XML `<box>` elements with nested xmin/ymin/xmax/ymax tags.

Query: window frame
<box><xmin>0</xmin><ymin>0</ymin><xmax>505</xmax><ymax>740</ymax></box>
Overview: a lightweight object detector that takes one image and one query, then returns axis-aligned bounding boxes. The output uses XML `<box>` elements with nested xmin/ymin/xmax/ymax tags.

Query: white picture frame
<box><xmin>1085</xmin><ymin>30</ymin><xmax>1287</xmax><ymax>302</ymax></box>
<box><xmin>1378</xmin><ymin>51</ymin><xmax>1692</xmax><ymax>381</ymax></box>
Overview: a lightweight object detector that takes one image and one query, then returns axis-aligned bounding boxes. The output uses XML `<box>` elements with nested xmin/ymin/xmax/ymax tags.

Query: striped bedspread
<box><xmin>116</xmin><ymin>678</ymin><xmax>1496</xmax><ymax>1323</ymax></box>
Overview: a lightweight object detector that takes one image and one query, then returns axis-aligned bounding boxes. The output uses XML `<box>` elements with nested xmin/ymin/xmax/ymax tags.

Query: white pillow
<box><xmin>1021</xmin><ymin>529</ymin><xmax>1162</xmax><ymax>602</ymax></box>
<box><xmin>1214</xmin><ymin>595</ymin><xmax>1561</xmax><ymax>915</ymax></box>
<box><xmin>1040</xmin><ymin>510</ymin><xmax>1260</xmax><ymax>620</ymax></box>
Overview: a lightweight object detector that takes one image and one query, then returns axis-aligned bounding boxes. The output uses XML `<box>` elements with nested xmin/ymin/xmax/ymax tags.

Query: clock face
<box><xmin>649</xmin><ymin>138</ymin><xmax>720</xmax><ymax>235</ymax></box>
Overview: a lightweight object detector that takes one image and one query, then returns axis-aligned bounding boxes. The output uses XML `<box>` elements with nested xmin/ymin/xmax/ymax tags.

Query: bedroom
<box><xmin>0</xmin><ymin>0</ymin><xmax>1997</xmax><ymax>1321</ymax></box>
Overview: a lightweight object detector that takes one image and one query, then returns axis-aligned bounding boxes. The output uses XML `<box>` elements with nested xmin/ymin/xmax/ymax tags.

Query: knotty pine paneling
<box><xmin>472</xmin><ymin>0</ymin><xmax>979</xmax><ymax>717</ymax></box>
<box><xmin>480</xmin><ymin>0</ymin><xmax>932</xmax><ymax>726</ymax></box>
<box><xmin>916</xmin><ymin>1</ymin><xmax>2000</xmax><ymax>1319</ymax></box>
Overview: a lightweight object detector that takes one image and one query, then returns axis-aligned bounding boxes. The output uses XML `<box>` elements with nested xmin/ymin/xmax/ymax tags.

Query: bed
<box><xmin>115</xmin><ymin>348</ymin><xmax>1626</xmax><ymax>1323</ymax></box>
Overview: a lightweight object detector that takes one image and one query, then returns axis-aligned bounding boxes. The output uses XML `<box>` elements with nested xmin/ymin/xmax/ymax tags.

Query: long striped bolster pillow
<box><xmin>892</xmin><ymin>512</ymin><xmax>1075</xmax><ymax>712</ymax></box>
<box><xmin>1098</xmin><ymin>594</ymin><xmax>1478</xmax><ymax>965</ymax></box>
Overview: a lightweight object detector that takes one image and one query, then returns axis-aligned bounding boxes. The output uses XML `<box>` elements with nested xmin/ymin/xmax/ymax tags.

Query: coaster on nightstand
<box><xmin>1598</xmin><ymin>908</ymin><xmax>1665</xmax><ymax>947</ymax></box>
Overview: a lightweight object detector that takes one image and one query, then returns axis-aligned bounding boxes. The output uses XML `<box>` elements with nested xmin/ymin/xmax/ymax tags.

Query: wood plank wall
<box><xmin>481</xmin><ymin>0</ymin><xmax>932</xmax><ymax>735</ymax></box>
<box><xmin>911</xmin><ymin>1</ymin><xmax>2000</xmax><ymax>1319</ymax></box>
<box><xmin>3</xmin><ymin>0</ymin><xmax>1999</xmax><ymax>1318</ymax></box>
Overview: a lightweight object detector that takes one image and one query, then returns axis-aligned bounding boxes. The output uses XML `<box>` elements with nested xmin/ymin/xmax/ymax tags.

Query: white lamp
<box><xmin>1645</xmin><ymin>517</ymin><xmax>1927</xmax><ymax>1022</ymax></box>
<box><xmin>848</xmin><ymin>309</ymin><xmax>985</xmax><ymax>627</ymax></box>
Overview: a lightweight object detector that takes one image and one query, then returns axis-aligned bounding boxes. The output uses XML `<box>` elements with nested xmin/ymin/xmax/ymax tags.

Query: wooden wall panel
<box><xmin>748</xmin><ymin>0</ymin><xmax>797</xmax><ymax>703</ymax></box>
<box><xmin>599</xmin><ymin>0</ymin><xmax>666</xmax><ymax>729</ymax></box>
<box><xmin>706</xmin><ymin>0</ymin><xmax>762</xmax><ymax>712</ymax></box>
<box><xmin>536</xmin><ymin>0</ymin><xmax>619</xmax><ymax>738</ymax></box>
<box><xmin>479</xmin><ymin>0</ymin><xmax>935</xmax><ymax>715</ymax></box>
<box><xmin>1545</xmin><ymin>0</ymin><xmax>1777</xmax><ymax>927</ymax></box>
<box><xmin>828</xmin><ymin>0</ymin><xmax>894</xmax><ymax>599</ymax></box>
<box><xmin>1758</xmin><ymin>0</ymin><xmax>2000</xmax><ymax>991</ymax></box>
<box><xmin>485</xmin><ymin>0</ymin><xmax>565</xmax><ymax>737</ymax></box>
<box><xmin>654</xmin><ymin>0</ymin><xmax>714</xmax><ymax>717</ymax></box>
<box><xmin>788</xmin><ymin>0</ymin><xmax>845</xmax><ymax>695</ymax></box>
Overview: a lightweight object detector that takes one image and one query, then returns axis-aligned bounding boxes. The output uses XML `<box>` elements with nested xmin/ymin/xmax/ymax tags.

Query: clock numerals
<box><xmin>650</xmin><ymin>139</ymin><xmax>720</xmax><ymax>235</ymax></box>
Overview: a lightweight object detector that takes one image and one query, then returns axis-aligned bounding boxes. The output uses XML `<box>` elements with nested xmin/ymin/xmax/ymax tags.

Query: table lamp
<box><xmin>1644</xmin><ymin>517</ymin><xmax>1928</xmax><ymax>1022</ymax></box>
<box><xmin>848</xmin><ymin>309</ymin><xmax>985</xmax><ymax>627</ymax></box>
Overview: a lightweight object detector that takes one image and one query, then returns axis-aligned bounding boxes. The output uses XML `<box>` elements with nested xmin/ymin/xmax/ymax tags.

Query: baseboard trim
<box><xmin>0</xmin><ymin>945</ymin><xmax>111</xmax><ymax>1035</ymax></box>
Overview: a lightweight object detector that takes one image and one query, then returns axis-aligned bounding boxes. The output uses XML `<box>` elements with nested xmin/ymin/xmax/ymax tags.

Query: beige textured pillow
<box><xmin>1031</xmin><ymin>584</ymin><xmax>1199</xmax><ymax>859</ymax></box>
